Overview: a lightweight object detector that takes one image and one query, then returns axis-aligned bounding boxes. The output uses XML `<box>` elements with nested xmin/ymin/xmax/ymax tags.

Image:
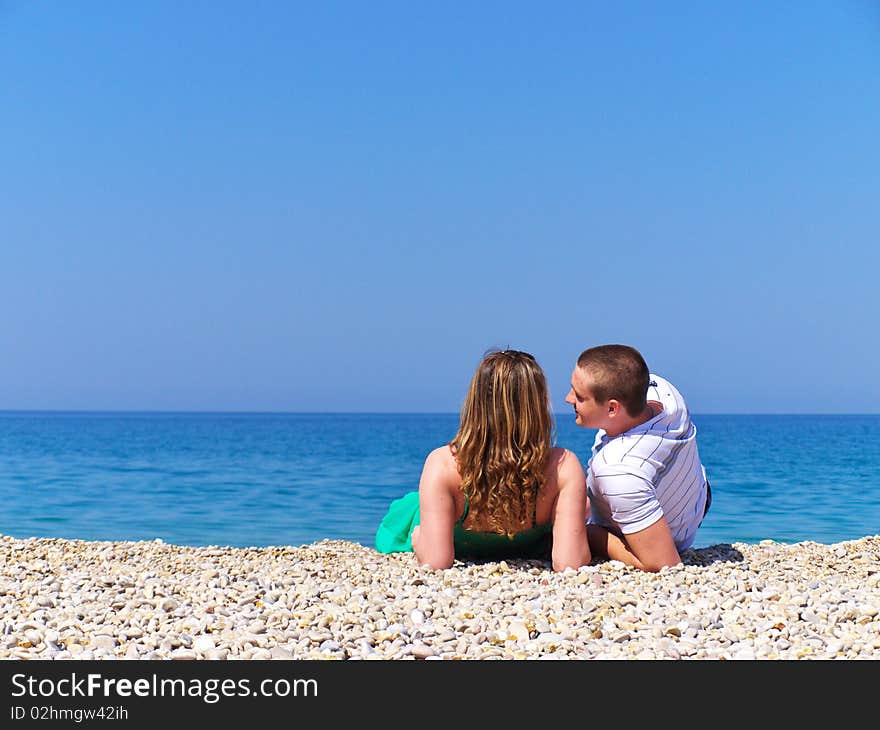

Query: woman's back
<box><xmin>445</xmin><ymin>445</ymin><xmax>577</xmax><ymax>559</ymax></box>
<box><xmin>415</xmin><ymin>441</ymin><xmax>589</xmax><ymax>570</ymax></box>
<box><xmin>433</xmin><ymin>444</ymin><xmax>567</xmax><ymax>532</ymax></box>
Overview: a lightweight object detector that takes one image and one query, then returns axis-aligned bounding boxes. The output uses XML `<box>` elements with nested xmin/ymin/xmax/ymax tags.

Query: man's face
<box><xmin>564</xmin><ymin>366</ymin><xmax>607</xmax><ymax>430</ymax></box>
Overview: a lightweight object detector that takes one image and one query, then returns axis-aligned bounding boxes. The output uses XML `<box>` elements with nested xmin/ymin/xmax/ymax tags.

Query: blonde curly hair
<box><xmin>449</xmin><ymin>350</ymin><xmax>555</xmax><ymax>536</ymax></box>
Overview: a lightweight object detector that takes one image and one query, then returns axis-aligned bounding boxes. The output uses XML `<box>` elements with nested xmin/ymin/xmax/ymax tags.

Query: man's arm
<box><xmin>588</xmin><ymin>517</ymin><xmax>681</xmax><ymax>572</ymax></box>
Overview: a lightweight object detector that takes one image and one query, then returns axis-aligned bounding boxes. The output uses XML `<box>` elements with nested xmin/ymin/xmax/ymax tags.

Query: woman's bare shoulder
<box><xmin>548</xmin><ymin>446</ymin><xmax>580</xmax><ymax>465</ymax></box>
<box><xmin>425</xmin><ymin>444</ymin><xmax>456</xmax><ymax>465</ymax></box>
<box><xmin>422</xmin><ymin>445</ymin><xmax>460</xmax><ymax>481</ymax></box>
<box><xmin>549</xmin><ymin>447</ymin><xmax>585</xmax><ymax>478</ymax></box>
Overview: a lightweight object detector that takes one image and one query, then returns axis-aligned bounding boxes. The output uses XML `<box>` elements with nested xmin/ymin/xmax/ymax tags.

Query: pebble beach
<box><xmin>2</xmin><ymin>533</ymin><xmax>879</xmax><ymax>660</ymax></box>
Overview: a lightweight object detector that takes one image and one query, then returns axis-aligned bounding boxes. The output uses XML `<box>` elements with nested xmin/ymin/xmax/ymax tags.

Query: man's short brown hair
<box><xmin>577</xmin><ymin>344</ymin><xmax>649</xmax><ymax>418</ymax></box>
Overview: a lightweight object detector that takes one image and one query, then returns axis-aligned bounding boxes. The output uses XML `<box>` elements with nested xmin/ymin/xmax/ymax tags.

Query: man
<box><xmin>565</xmin><ymin>344</ymin><xmax>710</xmax><ymax>572</ymax></box>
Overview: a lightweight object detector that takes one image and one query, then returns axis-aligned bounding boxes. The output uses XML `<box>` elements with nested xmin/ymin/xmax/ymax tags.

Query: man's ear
<box><xmin>607</xmin><ymin>399</ymin><xmax>621</xmax><ymax>417</ymax></box>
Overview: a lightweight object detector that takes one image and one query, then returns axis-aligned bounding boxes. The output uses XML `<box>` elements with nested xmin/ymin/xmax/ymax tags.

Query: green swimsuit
<box><xmin>374</xmin><ymin>487</ymin><xmax>553</xmax><ymax>560</ymax></box>
<box><xmin>452</xmin><ymin>487</ymin><xmax>552</xmax><ymax>559</ymax></box>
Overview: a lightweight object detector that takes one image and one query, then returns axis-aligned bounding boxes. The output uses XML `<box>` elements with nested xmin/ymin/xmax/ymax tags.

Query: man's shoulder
<box><xmin>599</xmin><ymin>424</ymin><xmax>665</xmax><ymax>450</ymax></box>
<box><xmin>590</xmin><ymin>437</ymin><xmax>655</xmax><ymax>473</ymax></box>
<box><xmin>647</xmin><ymin>374</ymin><xmax>693</xmax><ymax>426</ymax></box>
<box><xmin>589</xmin><ymin>456</ymin><xmax>653</xmax><ymax>495</ymax></box>
<box><xmin>648</xmin><ymin>373</ymin><xmax>684</xmax><ymax>403</ymax></box>
<box><xmin>648</xmin><ymin>373</ymin><xmax>682</xmax><ymax>399</ymax></box>
<box><xmin>590</xmin><ymin>426</ymin><xmax>669</xmax><ymax>478</ymax></box>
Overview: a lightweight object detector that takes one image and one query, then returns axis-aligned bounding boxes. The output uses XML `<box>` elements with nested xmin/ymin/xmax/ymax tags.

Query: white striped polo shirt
<box><xmin>587</xmin><ymin>374</ymin><xmax>709</xmax><ymax>551</ymax></box>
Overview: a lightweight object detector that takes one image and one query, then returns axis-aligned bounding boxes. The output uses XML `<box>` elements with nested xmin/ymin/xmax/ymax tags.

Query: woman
<box><xmin>375</xmin><ymin>350</ymin><xmax>590</xmax><ymax>572</ymax></box>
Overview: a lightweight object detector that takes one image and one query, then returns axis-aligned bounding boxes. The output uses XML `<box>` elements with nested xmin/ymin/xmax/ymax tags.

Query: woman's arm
<box><xmin>412</xmin><ymin>447</ymin><xmax>459</xmax><ymax>570</ymax></box>
<box><xmin>550</xmin><ymin>449</ymin><xmax>591</xmax><ymax>572</ymax></box>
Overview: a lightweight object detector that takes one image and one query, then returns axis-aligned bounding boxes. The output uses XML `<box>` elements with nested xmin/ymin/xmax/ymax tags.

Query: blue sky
<box><xmin>2</xmin><ymin>2</ymin><xmax>878</xmax><ymax>413</ymax></box>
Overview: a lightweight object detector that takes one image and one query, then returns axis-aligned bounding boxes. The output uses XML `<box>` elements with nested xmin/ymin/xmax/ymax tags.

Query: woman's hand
<box><xmin>410</xmin><ymin>525</ymin><xmax>421</xmax><ymax>552</ymax></box>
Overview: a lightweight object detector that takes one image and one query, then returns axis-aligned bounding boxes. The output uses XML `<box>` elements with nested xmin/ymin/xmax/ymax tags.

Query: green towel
<box><xmin>375</xmin><ymin>490</ymin><xmax>420</xmax><ymax>553</ymax></box>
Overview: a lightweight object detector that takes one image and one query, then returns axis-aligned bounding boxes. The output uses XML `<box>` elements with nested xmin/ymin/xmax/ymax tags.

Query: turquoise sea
<box><xmin>0</xmin><ymin>412</ymin><xmax>878</xmax><ymax>551</ymax></box>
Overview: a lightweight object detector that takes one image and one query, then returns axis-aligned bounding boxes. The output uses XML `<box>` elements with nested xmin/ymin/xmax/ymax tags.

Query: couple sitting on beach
<box><xmin>375</xmin><ymin>345</ymin><xmax>711</xmax><ymax>573</ymax></box>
